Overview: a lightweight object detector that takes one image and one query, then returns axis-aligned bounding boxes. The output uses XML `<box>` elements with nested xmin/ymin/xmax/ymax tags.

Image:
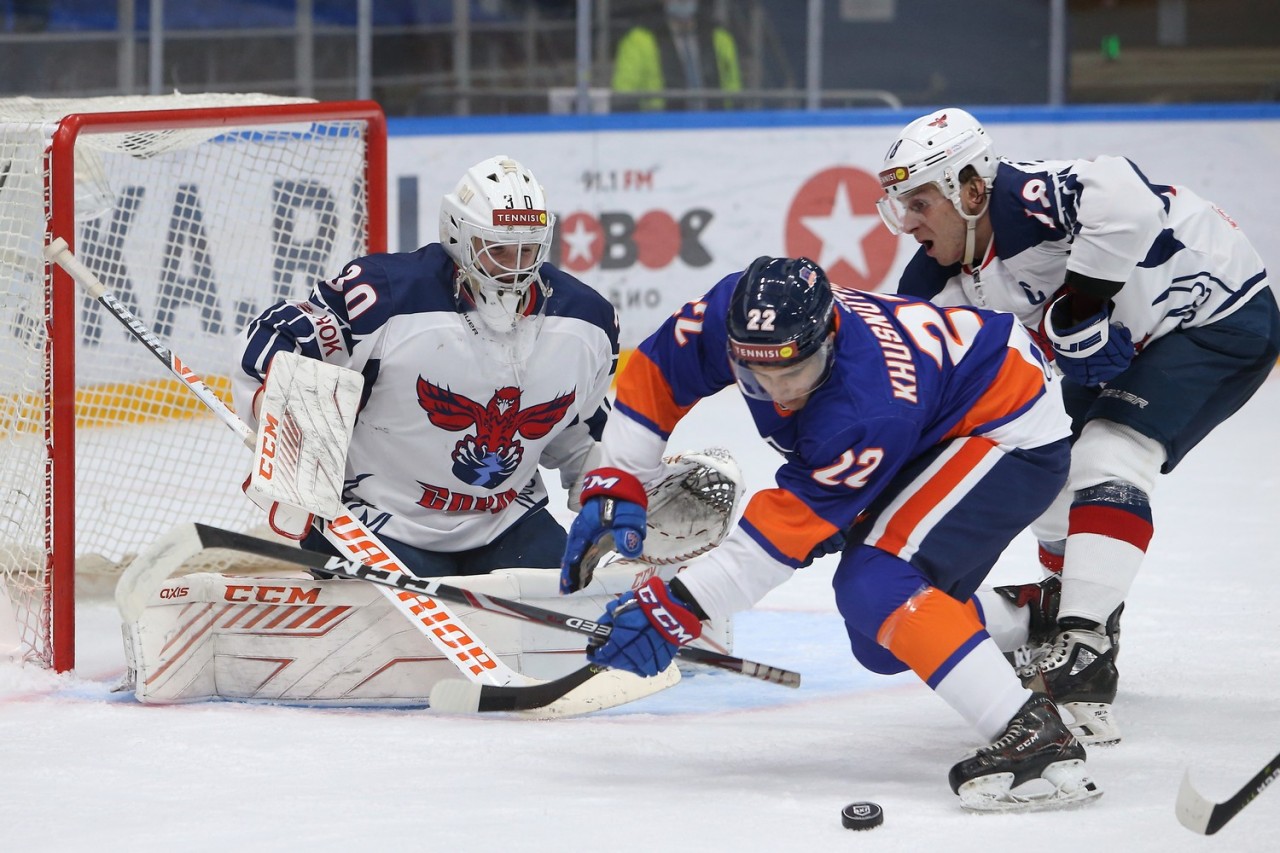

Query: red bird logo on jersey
<box><xmin>416</xmin><ymin>377</ymin><xmax>576</xmax><ymax>488</ymax></box>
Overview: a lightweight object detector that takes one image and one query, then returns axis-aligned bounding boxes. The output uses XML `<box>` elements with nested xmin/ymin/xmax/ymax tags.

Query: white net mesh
<box><xmin>0</xmin><ymin>94</ymin><xmax>378</xmax><ymax>667</ymax></box>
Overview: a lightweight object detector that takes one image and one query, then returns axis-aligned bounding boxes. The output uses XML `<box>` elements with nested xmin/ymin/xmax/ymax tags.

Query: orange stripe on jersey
<box><xmin>943</xmin><ymin>348</ymin><xmax>1045</xmax><ymax>440</ymax></box>
<box><xmin>742</xmin><ymin>488</ymin><xmax>841</xmax><ymax>563</ymax></box>
<box><xmin>876</xmin><ymin>587</ymin><xmax>985</xmax><ymax>682</ymax></box>
<box><xmin>614</xmin><ymin>349</ymin><xmax>696</xmax><ymax>435</ymax></box>
<box><xmin>870</xmin><ymin>436</ymin><xmax>999</xmax><ymax>557</ymax></box>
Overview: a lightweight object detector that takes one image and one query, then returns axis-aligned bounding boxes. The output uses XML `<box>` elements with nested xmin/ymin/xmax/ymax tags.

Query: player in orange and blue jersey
<box><xmin>559</xmin><ymin>256</ymin><xmax>1102</xmax><ymax>811</ymax></box>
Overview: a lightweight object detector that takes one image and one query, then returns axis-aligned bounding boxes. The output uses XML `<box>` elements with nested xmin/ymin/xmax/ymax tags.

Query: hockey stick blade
<box><xmin>430</xmin><ymin>662</ymin><xmax>682</xmax><ymax>718</ymax></box>
<box><xmin>1176</xmin><ymin>749</ymin><xmax>1280</xmax><ymax>835</ymax></box>
<box><xmin>192</xmin><ymin>523</ymin><xmax>801</xmax><ymax>688</ymax></box>
<box><xmin>431</xmin><ymin>664</ymin><xmax>599</xmax><ymax>713</ymax></box>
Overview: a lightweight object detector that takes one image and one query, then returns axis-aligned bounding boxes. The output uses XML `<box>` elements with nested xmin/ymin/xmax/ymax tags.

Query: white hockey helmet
<box><xmin>440</xmin><ymin>155</ymin><xmax>556</xmax><ymax>334</ymax></box>
<box><xmin>876</xmin><ymin>108</ymin><xmax>997</xmax><ymax>235</ymax></box>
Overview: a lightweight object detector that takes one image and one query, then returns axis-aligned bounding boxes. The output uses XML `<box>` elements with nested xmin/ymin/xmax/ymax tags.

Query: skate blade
<box><xmin>956</xmin><ymin>760</ymin><xmax>1104</xmax><ymax>813</ymax></box>
<box><xmin>1061</xmin><ymin>701</ymin><xmax>1121</xmax><ymax>746</ymax></box>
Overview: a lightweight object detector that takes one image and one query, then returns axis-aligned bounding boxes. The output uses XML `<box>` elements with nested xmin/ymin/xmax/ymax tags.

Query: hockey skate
<box><xmin>949</xmin><ymin>693</ymin><xmax>1102</xmax><ymax>812</ymax></box>
<box><xmin>994</xmin><ymin>574</ymin><xmax>1060</xmax><ymax>669</ymax></box>
<box><xmin>1022</xmin><ymin>623</ymin><xmax>1121</xmax><ymax>746</ymax></box>
<box><xmin>998</xmin><ymin>574</ymin><xmax>1125</xmax><ymax>671</ymax></box>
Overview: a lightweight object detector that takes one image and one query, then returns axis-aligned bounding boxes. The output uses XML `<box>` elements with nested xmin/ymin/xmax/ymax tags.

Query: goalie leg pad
<box><xmin>125</xmin><ymin>559</ymin><xmax>731</xmax><ymax>705</ymax></box>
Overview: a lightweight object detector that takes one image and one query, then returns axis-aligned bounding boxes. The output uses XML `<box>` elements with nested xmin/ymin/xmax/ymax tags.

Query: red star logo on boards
<box><xmin>784</xmin><ymin>167</ymin><xmax>899</xmax><ymax>290</ymax></box>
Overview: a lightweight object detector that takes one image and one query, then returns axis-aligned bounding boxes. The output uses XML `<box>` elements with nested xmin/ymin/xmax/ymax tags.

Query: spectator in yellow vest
<box><xmin>612</xmin><ymin>0</ymin><xmax>742</xmax><ymax>111</ymax></box>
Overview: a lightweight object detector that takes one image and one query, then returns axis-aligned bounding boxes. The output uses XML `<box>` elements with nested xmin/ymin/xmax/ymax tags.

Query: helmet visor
<box><xmin>460</xmin><ymin>215</ymin><xmax>554</xmax><ymax>291</ymax></box>
<box><xmin>878</xmin><ymin>182</ymin><xmax>954</xmax><ymax>236</ymax></box>
<box><xmin>731</xmin><ymin>336</ymin><xmax>834</xmax><ymax>403</ymax></box>
<box><xmin>876</xmin><ymin>194</ymin><xmax>907</xmax><ymax>235</ymax></box>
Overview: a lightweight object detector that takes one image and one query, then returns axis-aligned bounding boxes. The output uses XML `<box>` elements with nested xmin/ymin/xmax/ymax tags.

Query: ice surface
<box><xmin>2</xmin><ymin>374</ymin><xmax>1277</xmax><ymax>851</ymax></box>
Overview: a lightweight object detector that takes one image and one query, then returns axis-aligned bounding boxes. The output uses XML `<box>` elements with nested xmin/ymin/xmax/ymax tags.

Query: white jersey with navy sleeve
<box><xmin>232</xmin><ymin>243</ymin><xmax>618</xmax><ymax>552</ymax></box>
<box><xmin>898</xmin><ymin>156</ymin><xmax>1270</xmax><ymax>351</ymax></box>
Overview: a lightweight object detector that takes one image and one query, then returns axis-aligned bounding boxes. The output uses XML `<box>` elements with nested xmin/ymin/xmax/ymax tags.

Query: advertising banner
<box><xmin>388</xmin><ymin>108</ymin><xmax>1280</xmax><ymax>348</ymax></box>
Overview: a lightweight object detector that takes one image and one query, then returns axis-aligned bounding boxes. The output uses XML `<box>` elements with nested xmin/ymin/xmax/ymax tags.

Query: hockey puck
<box><xmin>841</xmin><ymin>801</ymin><xmax>883</xmax><ymax>830</ymax></box>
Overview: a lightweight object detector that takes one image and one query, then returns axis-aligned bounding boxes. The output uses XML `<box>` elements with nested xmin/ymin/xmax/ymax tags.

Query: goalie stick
<box><xmin>1176</xmin><ymin>750</ymin><xmax>1280</xmax><ymax>835</ymax></box>
<box><xmin>45</xmin><ymin>237</ymin><xmax>528</xmax><ymax>688</ymax></box>
<box><xmin>183</xmin><ymin>523</ymin><xmax>800</xmax><ymax>688</ymax></box>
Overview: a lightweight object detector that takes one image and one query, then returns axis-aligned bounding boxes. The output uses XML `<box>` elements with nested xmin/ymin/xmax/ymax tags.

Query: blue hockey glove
<box><xmin>586</xmin><ymin>577</ymin><xmax>704</xmax><ymax>677</ymax></box>
<box><xmin>560</xmin><ymin>468</ymin><xmax>648</xmax><ymax>594</ymax></box>
<box><xmin>800</xmin><ymin>530</ymin><xmax>847</xmax><ymax>567</ymax></box>
<box><xmin>1044</xmin><ymin>293</ymin><xmax>1135</xmax><ymax>386</ymax></box>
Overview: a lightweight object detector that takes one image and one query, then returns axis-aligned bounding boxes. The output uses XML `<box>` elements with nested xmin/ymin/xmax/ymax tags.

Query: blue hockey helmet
<box><xmin>726</xmin><ymin>256</ymin><xmax>836</xmax><ymax>405</ymax></box>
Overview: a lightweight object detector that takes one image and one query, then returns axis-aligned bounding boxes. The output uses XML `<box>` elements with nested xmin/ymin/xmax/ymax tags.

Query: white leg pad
<box><xmin>124</xmin><ymin>559</ymin><xmax>731</xmax><ymax>705</ymax></box>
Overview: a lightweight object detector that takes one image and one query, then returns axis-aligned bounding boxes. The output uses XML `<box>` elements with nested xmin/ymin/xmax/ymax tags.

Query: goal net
<box><xmin>0</xmin><ymin>94</ymin><xmax>386</xmax><ymax>670</ymax></box>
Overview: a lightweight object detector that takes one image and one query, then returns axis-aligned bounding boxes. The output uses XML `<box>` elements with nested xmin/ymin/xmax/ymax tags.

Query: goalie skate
<box><xmin>949</xmin><ymin>693</ymin><xmax>1102</xmax><ymax>813</ymax></box>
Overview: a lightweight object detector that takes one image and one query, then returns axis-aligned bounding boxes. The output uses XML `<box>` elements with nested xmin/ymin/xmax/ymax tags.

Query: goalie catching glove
<box><xmin>587</xmin><ymin>577</ymin><xmax>705</xmax><ymax>677</ymax></box>
<box><xmin>560</xmin><ymin>468</ymin><xmax>648</xmax><ymax>594</ymax></box>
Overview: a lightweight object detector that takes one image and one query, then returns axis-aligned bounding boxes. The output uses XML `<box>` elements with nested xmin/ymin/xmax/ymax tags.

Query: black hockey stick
<box><xmin>192</xmin><ymin>524</ymin><xmax>802</xmax><ymax>689</ymax></box>
<box><xmin>426</xmin><ymin>661</ymin><xmax>684</xmax><ymax>715</ymax></box>
<box><xmin>1176</xmin><ymin>750</ymin><xmax>1280</xmax><ymax>835</ymax></box>
<box><xmin>437</xmin><ymin>664</ymin><xmax>602</xmax><ymax>712</ymax></box>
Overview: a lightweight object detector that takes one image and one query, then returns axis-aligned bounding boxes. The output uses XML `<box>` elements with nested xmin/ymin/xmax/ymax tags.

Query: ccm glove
<box><xmin>1044</xmin><ymin>292</ymin><xmax>1135</xmax><ymax>386</ymax></box>
<box><xmin>560</xmin><ymin>468</ymin><xmax>648</xmax><ymax>594</ymax></box>
<box><xmin>586</xmin><ymin>577</ymin><xmax>704</xmax><ymax>677</ymax></box>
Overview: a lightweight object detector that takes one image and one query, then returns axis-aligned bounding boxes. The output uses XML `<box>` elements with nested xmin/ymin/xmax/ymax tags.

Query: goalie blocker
<box><xmin>244</xmin><ymin>349</ymin><xmax>363</xmax><ymax>540</ymax></box>
<box><xmin>121</xmin><ymin>449</ymin><xmax>743</xmax><ymax>707</ymax></box>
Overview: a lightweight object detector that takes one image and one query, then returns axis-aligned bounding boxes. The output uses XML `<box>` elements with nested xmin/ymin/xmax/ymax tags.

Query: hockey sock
<box><xmin>971</xmin><ymin>588</ymin><xmax>1030</xmax><ymax>652</ymax></box>
<box><xmin>1059</xmin><ymin>480</ymin><xmax>1152</xmax><ymax>627</ymax></box>
<box><xmin>877</xmin><ymin>586</ymin><xmax>1029</xmax><ymax>741</ymax></box>
<box><xmin>1038</xmin><ymin>539</ymin><xmax>1065</xmax><ymax>573</ymax></box>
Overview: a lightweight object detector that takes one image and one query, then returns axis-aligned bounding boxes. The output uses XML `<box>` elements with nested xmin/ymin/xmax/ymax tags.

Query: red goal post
<box><xmin>0</xmin><ymin>95</ymin><xmax>386</xmax><ymax>671</ymax></box>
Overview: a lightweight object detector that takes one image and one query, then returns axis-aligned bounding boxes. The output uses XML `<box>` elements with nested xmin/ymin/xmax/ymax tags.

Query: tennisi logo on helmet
<box><xmin>729</xmin><ymin>341</ymin><xmax>800</xmax><ymax>364</ymax></box>
<box><xmin>785</xmin><ymin>166</ymin><xmax>899</xmax><ymax>290</ymax></box>
<box><xmin>492</xmin><ymin>209</ymin><xmax>548</xmax><ymax>227</ymax></box>
<box><xmin>878</xmin><ymin>166</ymin><xmax>910</xmax><ymax>189</ymax></box>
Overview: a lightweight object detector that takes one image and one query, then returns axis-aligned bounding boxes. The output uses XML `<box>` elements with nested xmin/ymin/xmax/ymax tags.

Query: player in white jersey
<box><xmin>233</xmin><ymin>155</ymin><xmax>619</xmax><ymax>577</ymax></box>
<box><xmin>878</xmin><ymin>108</ymin><xmax>1280</xmax><ymax>744</ymax></box>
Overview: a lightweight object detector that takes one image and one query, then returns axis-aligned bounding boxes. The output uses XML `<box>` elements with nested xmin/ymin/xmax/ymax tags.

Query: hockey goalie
<box><xmin>44</xmin><ymin>155</ymin><xmax>747</xmax><ymax>711</ymax></box>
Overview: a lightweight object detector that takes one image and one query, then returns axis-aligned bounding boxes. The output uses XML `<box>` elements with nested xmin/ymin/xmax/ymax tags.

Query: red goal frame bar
<box><xmin>42</xmin><ymin>100</ymin><xmax>387</xmax><ymax>671</ymax></box>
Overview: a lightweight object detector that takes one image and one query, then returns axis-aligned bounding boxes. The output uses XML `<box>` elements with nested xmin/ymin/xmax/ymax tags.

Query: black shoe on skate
<box><xmin>948</xmin><ymin>693</ymin><xmax>1102</xmax><ymax>812</ymax></box>
<box><xmin>1023</xmin><ymin>622</ymin><xmax>1121</xmax><ymax>746</ymax></box>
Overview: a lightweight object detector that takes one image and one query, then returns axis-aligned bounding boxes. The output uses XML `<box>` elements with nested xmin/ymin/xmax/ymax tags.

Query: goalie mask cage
<box><xmin>0</xmin><ymin>94</ymin><xmax>387</xmax><ymax>671</ymax></box>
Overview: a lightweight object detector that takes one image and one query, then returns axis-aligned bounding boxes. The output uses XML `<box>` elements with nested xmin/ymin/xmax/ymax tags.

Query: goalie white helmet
<box><xmin>876</xmin><ymin>108</ymin><xmax>997</xmax><ymax>236</ymax></box>
<box><xmin>440</xmin><ymin>156</ymin><xmax>556</xmax><ymax>334</ymax></box>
